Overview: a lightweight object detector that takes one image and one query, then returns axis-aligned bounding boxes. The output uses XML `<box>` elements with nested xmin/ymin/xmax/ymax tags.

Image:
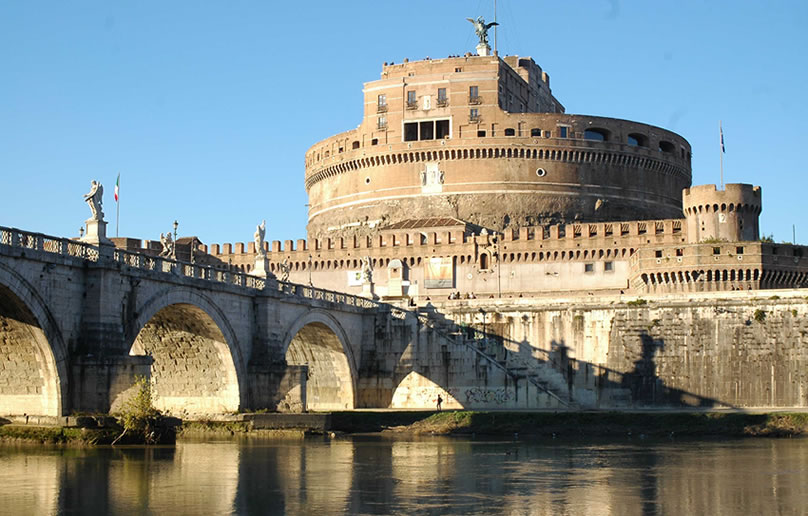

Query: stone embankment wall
<box><xmin>436</xmin><ymin>289</ymin><xmax>808</xmax><ymax>408</ymax></box>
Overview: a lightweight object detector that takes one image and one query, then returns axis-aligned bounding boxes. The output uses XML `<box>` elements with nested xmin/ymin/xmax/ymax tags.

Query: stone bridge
<box><xmin>0</xmin><ymin>226</ymin><xmax>559</xmax><ymax>418</ymax></box>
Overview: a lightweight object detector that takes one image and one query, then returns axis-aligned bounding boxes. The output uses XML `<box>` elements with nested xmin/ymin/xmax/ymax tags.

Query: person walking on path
<box><xmin>436</xmin><ymin>395</ymin><xmax>443</xmax><ymax>411</ymax></box>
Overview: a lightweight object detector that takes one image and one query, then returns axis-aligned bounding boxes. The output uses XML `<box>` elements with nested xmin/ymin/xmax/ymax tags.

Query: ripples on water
<box><xmin>1</xmin><ymin>436</ymin><xmax>807</xmax><ymax>515</ymax></box>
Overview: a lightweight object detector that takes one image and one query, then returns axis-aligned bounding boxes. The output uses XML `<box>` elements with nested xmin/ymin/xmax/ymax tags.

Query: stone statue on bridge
<box><xmin>254</xmin><ymin>220</ymin><xmax>267</xmax><ymax>258</ymax></box>
<box><xmin>83</xmin><ymin>180</ymin><xmax>105</xmax><ymax>221</ymax></box>
<box><xmin>159</xmin><ymin>232</ymin><xmax>175</xmax><ymax>258</ymax></box>
<box><xmin>279</xmin><ymin>257</ymin><xmax>290</xmax><ymax>282</ymax></box>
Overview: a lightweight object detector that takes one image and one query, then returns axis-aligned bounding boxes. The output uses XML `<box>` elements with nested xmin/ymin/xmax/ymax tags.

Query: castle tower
<box><xmin>682</xmin><ymin>183</ymin><xmax>762</xmax><ymax>243</ymax></box>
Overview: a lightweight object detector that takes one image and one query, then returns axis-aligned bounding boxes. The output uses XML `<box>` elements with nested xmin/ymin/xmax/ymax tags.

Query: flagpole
<box><xmin>116</xmin><ymin>173</ymin><xmax>120</xmax><ymax>238</ymax></box>
<box><xmin>719</xmin><ymin>120</ymin><xmax>724</xmax><ymax>189</ymax></box>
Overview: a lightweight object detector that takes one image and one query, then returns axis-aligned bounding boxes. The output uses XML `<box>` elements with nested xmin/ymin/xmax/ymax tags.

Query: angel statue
<box><xmin>466</xmin><ymin>16</ymin><xmax>498</xmax><ymax>46</ymax></box>
<box><xmin>83</xmin><ymin>180</ymin><xmax>105</xmax><ymax>221</ymax></box>
<box><xmin>361</xmin><ymin>256</ymin><xmax>373</xmax><ymax>283</ymax></box>
<box><xmin>279</xmin><ymin>257</ymin><xmax>290</xmax><ymax>282</ymax></box>
<box><xmin>159</xmin><ymin>232</ymin><xmax>174</xmax><ymax>258</ymax></box>
<box><xmin>254</xmin><ymin>219</ymin><xmax>267</xmax><ymax>257</ymax></box>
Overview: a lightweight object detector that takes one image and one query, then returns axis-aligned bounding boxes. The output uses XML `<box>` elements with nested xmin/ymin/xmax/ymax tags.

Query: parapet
<box><xmin>682</xmin><ymin>183</ymin><xmax>761</xmax><ymax>214</ymax></box>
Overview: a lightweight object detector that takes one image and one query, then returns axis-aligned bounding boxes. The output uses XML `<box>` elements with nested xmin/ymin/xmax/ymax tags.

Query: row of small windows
<box><xmin>306</xmin><ymin>146</ymin><xmax>688</xmax><ymax>189</ymax></box>
<box><xmin>254</xmin><ymin>248</ymin><xmax>636</xmax><ymax>274</ymax></box>
<box><xmin>379</xmin><ymin>86</ymin><xmax>461</xmax><ymax>112</ymax></box>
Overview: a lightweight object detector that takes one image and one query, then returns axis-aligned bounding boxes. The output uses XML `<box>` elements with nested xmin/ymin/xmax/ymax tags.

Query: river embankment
<box><xmin>4</xmin><ymin>411</ymin><xmax>808</xmax><ymax>445</ymax></box>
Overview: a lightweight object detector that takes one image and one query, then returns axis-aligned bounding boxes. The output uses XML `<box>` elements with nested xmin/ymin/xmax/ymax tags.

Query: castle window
<box><xmin>655</xmin><ymin>250</ymin><xmax>663</xmax><ymax>258</ymax></box>
<box><xmin>584</xmin><ymin>128</ymin><xmax>610</xmax><ymax>141</ymax></box>
<box><xmin>406</xmin><ymin>90</ymin><xmax>417</xmax><ymax>109</ymax></box>
<box><xmin>404</xmin><ymin>122</ymin><xmax>418</xmax><ymax>141</ymax></box>
<box><xmin>713</xmin><ymin>247</ymin><xmax>721</xmax><ymax>255</ymax></box>
<box><xmin>469</xmin><ymin>86</ymin><xmax>481</xmax><ymax>104</ymax></box>
<box><xmin>371</xmin><ymin>138</ymin><xmax>378</xmax><ymax>145</ymax></box>
<box><xmin>627</xmin><ymin>133</ymin><xmax>648</xmax><ymax>147</ymax></box>
<box><xmin>584</xmin><ymin>263</ymin><xmax>594</xmax><ymax>273</ymax></box>
<box><xmin>504</xmin><ymin>128</ymin><xmax>515</xmax><ymax>136</ymax></box>
<box><xmin>558</xmin><ymin>126</ymin><xmax>569</xmax><ymax>138</ymax></box>
<box><xmin>531</xmin><ymin>128</ymin><xmax>542</xmax><ymax>137</ymax></box>
<box><xmin>736</xmin><ymin>246</ymin><xmax>744</xmax><ymax>255</ymax></box>
<box><xmin>477</xmin><ymin>130</ymin><xmax>486</xmax><ymax>137</ymax></box>
<box><xmin>378</xmin><ymin>116</ymin><xmax>387</xmax><ymax>130</ymax></box>
<box><xmin>436</xmin><ymin>119</ymin><xmax>450</xmax><ymax>139</ymax></box>
<box><xmin>455</xmin><ymin>67</ymin><xmax>462</xmax><ymax>72</ymax></box>
<box><xmin>419</xmin><ymin>121</ymin><xmax>434</xmax><ymax>140</ymax></box>
<box><xmin>604</xmin><ymin>261</ymin><xmax>614</xmax><ymax>272</ymax></box>
<box><xmin>469</xmin><ymin>108</ymin><xmax>480</xmax><ymax>122</ymax></box>
<box><xmin>676</xmin><ymin>248</ymin><xmax>683</xmax><ymax>257</ymax></box>
<box><xmin>659</xmin><ymin>140</ymin><xmax>675</xmax><ymax>153</ymax></box>
<box><xmin>437</xmin><ymin>88</ymin><xmax>447</xmax><ymax>107</ymax></box>
<box><xmin>377</xmin><ymin>94</ymin><xmax>387</xmax><ymax>113</ymax></box>
<box><xmin>352</xmin><ymin>141</ymin><xmax>360</xmax><ymax>150</ymax></box>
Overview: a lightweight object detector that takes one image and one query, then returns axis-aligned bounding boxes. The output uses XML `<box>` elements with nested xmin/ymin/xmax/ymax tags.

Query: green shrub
<box><xmin>753</xmin><ymin>309</ymin><xmax>766</xmax><ymax>323</ymax></box>
<box><xmin>115</xmin><ymin>376</ymin><xmax>163</xmax><ymax>444</ymax></box>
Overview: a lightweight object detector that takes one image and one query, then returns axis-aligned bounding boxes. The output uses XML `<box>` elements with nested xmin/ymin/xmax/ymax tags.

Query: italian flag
<box><xmin>114</xmin><ymin>173</ymin><xmax>120</xmax><ymax>202</ymax></box>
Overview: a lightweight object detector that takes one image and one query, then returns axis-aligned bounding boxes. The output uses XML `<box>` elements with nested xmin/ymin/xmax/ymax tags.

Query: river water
<box><xmin>1</xmin><ymin>435</ymin><xmax>807</xmax><ymax>515</ymax></box>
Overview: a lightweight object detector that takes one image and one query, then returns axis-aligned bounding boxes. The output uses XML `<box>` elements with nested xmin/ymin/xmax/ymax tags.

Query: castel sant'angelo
<box><xmin>122</xmin><ymin>20</ymin><xmax>808</xmax><ymax>301</ymax></box>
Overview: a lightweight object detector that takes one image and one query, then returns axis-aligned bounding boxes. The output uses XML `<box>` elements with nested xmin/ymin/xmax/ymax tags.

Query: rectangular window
<box><xmin>436</xmin><ymin>119</ymin><xmax>450</xmax><ymax>139</ymax></box>
<box><xmin>559</xmin><ymin>126</ymin><xmax>569</xmax><ymax>138</ymax></box>
<box><xmin>713</xmin><ymin>247</ymin><xmax>721</xmax><ymax>255</ymax></box>
<box><xmin>438</xmin><ymin>88</ymin><xmax>447</xmax><ymax>101</ymax></box>
<box><xmin>530</xmin><ymin>128</ymin><xmax>542</xmax><ymax>137</ymax></box>
<box><xmin>377</xmin><ymin>94</ymin><xmax>386</xmax><ymax>107</ymax></box>
<box><xmin>404</xmin><ymin>122</ymin><xmax>418</xmax><ymax>142</ymax></box>
<box><xmin>377</xmin><ymin>115</ymin><xmax>387</xmax><ymax>129</ymax></box>
<box><xmin>676</xmin><ymin>248</ymin><xmax>683</xmax><ymax>256</ymax></box>
<box><xmin>604</xmin><ymin>261</ymin><xmax>614</xmax><ymax>272</ymax></box>
<box><xmin>655</xmin><ymin>250</ymin><xmax>663</xmax><ymax>258</ymax></box>
<box><xmin>736</xmin><ymin>246</ymin><xmax>744</xmax><ymax>255</ymax></box>
<box><xmin>469</xmin><ymin>85</ymin><xmax>480</xmax><ymax>104</ymax></box>
<box><xmin>584</xmin><ymin>263</ymin><xmax>595</xmax><ymax>273</ymax></box>
<box><xmin>406</xmin><ymin>90</ymin><xmax>417</xmax><ymax>109</ymax></box>
<box><xmin>469</xmin><ymin>108</ymin><xmax>480</xmax><ymax>122</ymax></box>
<box><xmin>419</xmin><ymin>120</ymin><xmax>434</xmax><ymax>140</ymax></box>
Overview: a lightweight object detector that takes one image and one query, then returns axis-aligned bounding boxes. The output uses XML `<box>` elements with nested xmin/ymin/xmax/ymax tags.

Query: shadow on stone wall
<box><xmin>420</xmin><ymin>306</ymin><xmax>731</xmax><ymax>409</ymax></box>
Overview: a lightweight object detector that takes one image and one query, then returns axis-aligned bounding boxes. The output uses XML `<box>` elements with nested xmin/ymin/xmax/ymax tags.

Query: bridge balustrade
<box><xmin>1</xmin><ymin>225</ymin><xmax>388</xmax><ymax>311</ymax></box>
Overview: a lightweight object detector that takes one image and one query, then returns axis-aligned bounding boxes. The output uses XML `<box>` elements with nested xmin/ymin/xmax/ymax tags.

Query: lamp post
<box><xmin>172</xmin><ymin>220</ymin><xmax>178</xmax><ymax>260</ymax></box>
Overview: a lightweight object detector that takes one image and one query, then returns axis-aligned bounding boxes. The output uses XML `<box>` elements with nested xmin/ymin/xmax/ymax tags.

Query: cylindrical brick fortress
<box><xmin>683</xmin><ymin>183</ymin><xmax>762</xmax><ymax>243</ymax></box>
<box><xmin>304</xmin><ymin>54</ymin><xmax>691</xmax><ymax>239</ymax></box>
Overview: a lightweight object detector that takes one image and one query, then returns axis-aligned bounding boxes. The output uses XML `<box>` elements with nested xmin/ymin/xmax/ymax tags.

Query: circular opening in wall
<box><xmin>536</xmin><ymin>168</ymin><xmax>546</xmax><ymax>177</ymax></box>
<box><xmin>365</xmin><ymin>177</ymin><xmax>371</xmax><ymax>184</ymax></box>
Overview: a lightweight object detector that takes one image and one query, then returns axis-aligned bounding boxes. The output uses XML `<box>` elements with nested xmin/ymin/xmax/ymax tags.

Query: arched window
<box><xmin>659</xmin><ymin>140</ymin><xmax>675</xmax><ymax>153</ymax></box>
<box><xmin>627</xmin><ymin>133</ymin><xmax>648</xmax><ymax>147</ymax></box>
<box><xmin>584</xmin><ymin>128</ymin><xmax>610</xmax><ymax>141</ymax></box>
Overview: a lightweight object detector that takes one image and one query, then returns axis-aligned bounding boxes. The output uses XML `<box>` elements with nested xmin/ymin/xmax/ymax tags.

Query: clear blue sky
<box><xmin>2</xmin><ymin>1</ymin><xmax>806</xmax><ymax>246</ymax></box>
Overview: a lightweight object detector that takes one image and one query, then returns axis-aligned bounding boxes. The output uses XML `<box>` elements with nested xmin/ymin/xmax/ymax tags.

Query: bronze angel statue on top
<box><xmin>467</xmin><ymin>16</ymin><xmax>498</xmax><ymax>46</ymax></box>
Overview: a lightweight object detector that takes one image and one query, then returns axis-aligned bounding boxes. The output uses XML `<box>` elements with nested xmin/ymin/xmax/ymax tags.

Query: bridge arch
<box><xmin>128</xmin><ymin>288</ymin><xmax>245</xmax><ymax>416</ymax></box>
<box><xmin>282</xmin><ymin>310</ymin><xmax>357</xmax><ymax>411</ymax></box>
<box><xmin>0</xmin><ymin>264</ymin><xmax>67</xmax><ymax>416</ymax></box>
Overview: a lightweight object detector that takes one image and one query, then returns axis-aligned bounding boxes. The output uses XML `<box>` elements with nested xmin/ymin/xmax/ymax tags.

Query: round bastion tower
<box><xmin>682</xmin><ymin>183</ymin><xmax>762</xmax><ymax>243</ymax></box>
<box><xmin>304</xmin><ymin>52</ymin><xmax>692</xmax><ymax>239</ymax></box>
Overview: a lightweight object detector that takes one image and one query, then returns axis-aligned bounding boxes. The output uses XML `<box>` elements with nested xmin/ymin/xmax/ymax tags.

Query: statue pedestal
<box><xmin>81</xmin><ymin>218</ymin><xmax>113</xmax><ymax>246</ymax></box>
<box><xmin>476</xmin><ymin>42</ymin><xmax>491</xmax><ymax>56</ymax></box>
<box><xmin>361</xmin><ymin>281</ymin><xmax>377</xmax><ymax>300</ymax></box>
<box><xmin>250</xmin><ymin>256</ymin><xmax>273</xmax><ymax>278</ymax></box>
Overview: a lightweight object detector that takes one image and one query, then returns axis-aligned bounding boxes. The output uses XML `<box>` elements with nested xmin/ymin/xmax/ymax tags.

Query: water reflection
<box><xmin>1</xmin><ymin>437</ymin><xmax>807</xmax><ymax>515</ymax></box>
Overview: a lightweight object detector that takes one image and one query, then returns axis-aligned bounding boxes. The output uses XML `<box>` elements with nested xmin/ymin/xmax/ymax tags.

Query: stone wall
<box><xmin>434</xmin><ymin>290</ymin><xmax>808</xmax><ymax>408</ymax></box>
